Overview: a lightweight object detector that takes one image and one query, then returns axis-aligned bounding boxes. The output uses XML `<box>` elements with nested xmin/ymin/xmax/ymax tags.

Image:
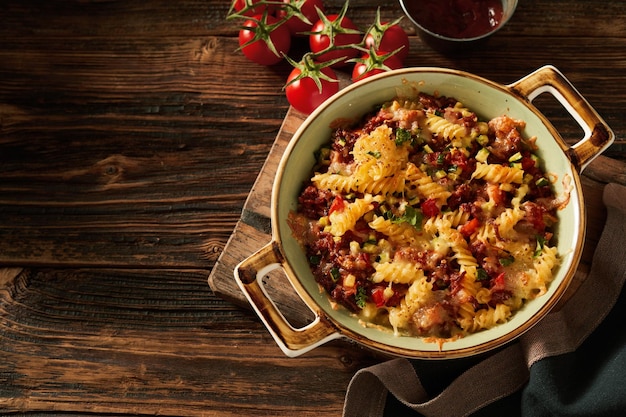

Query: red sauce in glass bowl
<box><xmin>404</xmin><ymin>0</ymin><xmax>504</xmax><ymax>39</ymax></box>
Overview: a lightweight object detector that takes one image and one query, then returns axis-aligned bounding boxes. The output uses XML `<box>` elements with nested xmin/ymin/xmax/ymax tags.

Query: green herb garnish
<box><xmin>395</xmin><ymin>128</ymin><xmax>412</xmax><ymax>146</ymax></box>
<box><xmin>534</xmin><ymin>235</ymin><xmax>546</xmax><ymax>257</ymax></box>
<box><xmin>385</xmin><ymin>205</ymin><xmax>422</xmax><ymax>229</ymax></box>
<box><xmin>476</xmin><ymin>268</ymin><xmax>490</xmax><ymax>281</ymax></box>
<box><xmin>355</xmin><ymin>286</ymin><xmax>367</xmax><ymax>309</ymax></box>
<box><xmin>499</xmin><ymin>255</ymin><xmax>515</xmax><ymax>266</ymax></box>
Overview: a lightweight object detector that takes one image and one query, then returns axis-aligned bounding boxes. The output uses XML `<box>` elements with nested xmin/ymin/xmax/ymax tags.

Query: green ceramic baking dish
<box><xmin>235</xmin><ymin>66</ymin><xmax>614</xmax><ymax>359</ymax></box>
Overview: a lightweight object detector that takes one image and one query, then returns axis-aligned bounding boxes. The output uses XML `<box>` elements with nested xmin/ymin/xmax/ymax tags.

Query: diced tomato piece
<box><xmin>421</xmin><ymin>198</ymin><xmax>440</xmax><ymax>217</ymax></box>
<box><xmin>521</xmin><ymin>156</ymin><xmax>535</xmax><ymax>171</ymax></box>
<box><xmin>459</xmin><ymin>218</ymin><xmax>480</xmax><ymax>238</ymax></box>
<box><xmin>329</xmin><ymin>195</ymin><xmax>346</xmax><ymax>214</ymax></box>
<box><xmin>491</xmin><ymin>272</ymin><xmax>506</xmax><ymax>291</ymax></box>
<box><xmin>371</xmin><ymin>286</ymin><xmax>387</xmax><ymax>308</ymax></box>
<box><xmin>486</xmin><ymin>184</ymin><xmax>505</xmax><ymax>205</ymax></box>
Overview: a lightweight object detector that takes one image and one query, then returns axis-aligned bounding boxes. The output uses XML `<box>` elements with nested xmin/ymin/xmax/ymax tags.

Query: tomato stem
<box><xmin>364</xmin><ymin>7</ymin><xmax>405</xmax><ymax>48</ymax></box>
<box><xmin>305</xmin><ymin>1</ymin><xmax>361</xmax><ymax>42</ymax></box>
<box><xmin>283</xmin><ymin>53</ymin><xmax>340</xmax><ymax>93</ymax></box>
<box><xmin>277</xmin><ymin>0</ymin><xmax>316</xmax><ymax>26</ymax></box>
<box><xmin>227</xmin><ymin>0</ymin><xmax>284</xmax><ymax>20</ymax></box>
<box><xmin>236</xmin><ymin>11</ymin><xmax>287</xmax><ymax>58</ymax></box>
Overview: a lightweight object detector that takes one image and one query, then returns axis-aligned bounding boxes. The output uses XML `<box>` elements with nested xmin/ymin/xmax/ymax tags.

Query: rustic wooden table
<box><xmin>1</xmin><ymin>0</ymin><xmax>625</xmax><ymax>415</ymax></box>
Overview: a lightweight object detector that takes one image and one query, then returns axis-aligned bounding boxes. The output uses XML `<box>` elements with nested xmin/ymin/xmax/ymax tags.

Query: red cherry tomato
<box><xmin>277</xmin><ymin>0</ymin><xmax>326</xmax><ymax>35</ymax></box>
<box><xmin>285</xmin><ymin>65</ymin><xmax>339</xmax><ymax>115</ymax></box>
<box><xmin>238</xmin><ymin>15</ymin><xmax>291</xmax><ymax>66</ymax></box>
<box><xmin>364</xmin><ymin>23</ymin><xmax>410</xmax><ymax>63</ymax></box>
<box><xmin>351</xmin><ymin>50</ymin><xmax>403</xmax><ymax>82</ymax></box>
<box><xmin>232</xmin><ymin>0</ymin><xmax>273</xmax><ymax>17</ymax></box>
<box><xmin>309</xmin><ymin>13</ymin><xmax>361</xmax><ymax>67</ymax></box>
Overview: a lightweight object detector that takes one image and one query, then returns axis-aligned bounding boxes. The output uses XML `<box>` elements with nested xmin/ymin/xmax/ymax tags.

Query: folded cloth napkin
<box><xmin>344</xmin><ymin>183</ymin><xmax>626</xmax><ymax>417</ymax></box>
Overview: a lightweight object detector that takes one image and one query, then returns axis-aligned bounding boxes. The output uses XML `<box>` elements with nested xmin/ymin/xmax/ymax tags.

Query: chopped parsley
<box><xmin>395</xmin><ymin>128</ymin><xmax>413</xmax><ymax>146</ymax></box>
<box><xmin>499</xmin><ymin>254</ymin><xmax>515</xmax><ymax>266</ymax></box>
<box><xmin>385</xmin><ymin>205</ymin><xmax>422</xmax><ymax>229</ymax></box>
<box><xmin>355</xmin><ymin>286</ymin><xmax>367</xmax><ymax>309</ymax></box>
<box><xmin>367</xmin><ymin>150</ymin><xmax>381</xmax><ymax>158</ymax></box>
<box><xmin>476</xmin><ymin>268</ymin><xmax>490</xmax><ymax>282</ymax></box>
<box><xmin>534</xmin><ymin>235</ymin><xmax>546</xmax><ymax>257</ymax></box>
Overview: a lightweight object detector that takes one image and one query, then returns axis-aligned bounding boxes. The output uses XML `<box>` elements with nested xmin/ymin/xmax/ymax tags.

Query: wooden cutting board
<box><xmin>208</xmin><ymin>107</ymin><xmax>626</xmax><ymax>325</ymax></box>
<box><xmin>208</xmin><ymin>107</ymin><xmax>316</xmax><ymax>325</ymax></box>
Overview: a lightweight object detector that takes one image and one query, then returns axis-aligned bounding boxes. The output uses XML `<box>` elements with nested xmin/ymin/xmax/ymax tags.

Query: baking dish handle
<box><xmin>235</xmin><ymin>241</ymin><xmax>340</xmax><ymax>357</ymax></box>
<box><xmin>508</xmin><ymin>65</ymin><xmax>614</xmax><ymax>172</ymax></box>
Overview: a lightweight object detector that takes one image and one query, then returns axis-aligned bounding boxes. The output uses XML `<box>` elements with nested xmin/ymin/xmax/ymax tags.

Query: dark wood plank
<box><xmin>0</xmin><ymin>267</ymin><xmax>378</xmax><ymax>416</ymax></box>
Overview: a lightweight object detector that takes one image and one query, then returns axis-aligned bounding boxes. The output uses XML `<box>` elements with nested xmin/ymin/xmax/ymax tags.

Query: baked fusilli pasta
<box><xmin>289</xmin><ymin>90</ymin><xmax>563</xmax><ymax>343</ymax></box>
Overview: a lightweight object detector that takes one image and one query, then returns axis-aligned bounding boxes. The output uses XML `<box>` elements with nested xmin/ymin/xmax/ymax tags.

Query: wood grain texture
<box><xmin>0</xmin><ymin>268</ymin><xmax>377</xmax><ymax>416</ymax></box>
<box><xmin>1</xmin><ymin>0</ymin><xmax>625</xmax><ymax>415</ymax></box>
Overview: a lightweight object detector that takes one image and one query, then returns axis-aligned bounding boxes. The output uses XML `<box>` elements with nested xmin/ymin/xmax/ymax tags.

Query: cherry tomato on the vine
<box><xmin>285</xmin><ymin>63</ymin><xmax>339</xmax><ymax>115</ymax></box>
<box><xmin>238</xmin><ymin>15</ymin><xmax>291</xmax><ymax>66</ymax></box>
<box><xmin>351</xmin><ymin>50</ymin><xmax>403</xmax><ymax>82</ymax></box>
<box><xmin>277</xmin><ymin>0</ymin><xmax>326</xmax><ymax>35</ymax></box>
<box><xmin>365</xmin><ymin>24</ymin><xmax>410</xmax><ymax>63</ymax></box>
<box><xmin>309</xmin><ymin>3</ymin><xmax>361</xmax><ymax>67</ymax></box>
<box><xmin>363</xmin><ymin>10</ymin><xmax>410</xmax><ymax>63</ymax></box>
<box><xmin>232</xmin><ymin>0</ymin><xmax>274</xmax><ymax>17</ymax></box>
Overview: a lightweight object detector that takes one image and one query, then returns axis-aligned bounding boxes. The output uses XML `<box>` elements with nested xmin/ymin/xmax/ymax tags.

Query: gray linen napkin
<box><xmin>343</xmin><ymin>182</ymin><xmax>626</xmax><ymax>417</ymax></box>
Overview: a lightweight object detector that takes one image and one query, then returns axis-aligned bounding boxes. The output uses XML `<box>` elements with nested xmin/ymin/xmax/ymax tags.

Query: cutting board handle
<box><xmin>235</xmin><ymin>241</ymin><xmax>340</xmax><ymax>357</ymax></box>
<box><xmin>509</xmin><ymin>65</ymin><xmax>615</xmax><ymax>172</ymax></box>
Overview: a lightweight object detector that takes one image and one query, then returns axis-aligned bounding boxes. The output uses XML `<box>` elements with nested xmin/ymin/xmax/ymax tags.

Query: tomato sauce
<box><xmin>405</xmin><ymin>0</ymin><xmax>504</xmax><ymax>39</ymax></box>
